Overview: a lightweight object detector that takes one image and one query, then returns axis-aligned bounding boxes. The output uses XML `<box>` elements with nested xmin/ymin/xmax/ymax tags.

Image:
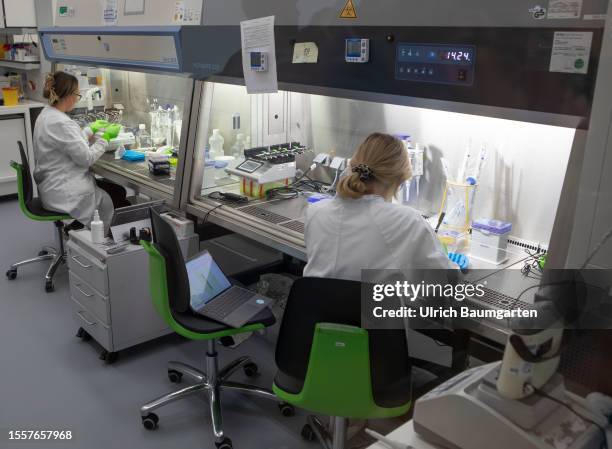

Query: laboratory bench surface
<box><xmin>93</xmin><ymin>152</ymin><xmax>177</xmax><ymax>199</ymax></box>
<box><xmin>0</xmin><ymin>99</ymin><xmax>46</xmax><ymax>114</ymax></box>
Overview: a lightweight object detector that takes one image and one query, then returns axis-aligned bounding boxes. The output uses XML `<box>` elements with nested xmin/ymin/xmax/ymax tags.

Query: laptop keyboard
<box><xmin>203</xmin><ymin>288</ymin><xmax>254</xmax><ymax>320</ymax></box>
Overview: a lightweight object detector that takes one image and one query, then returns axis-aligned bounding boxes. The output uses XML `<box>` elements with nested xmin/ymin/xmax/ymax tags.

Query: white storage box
<box><xmin>160</xmin><ymin>212</ymin><xmax>194</xmax><ymax>238</ymax></box>
<box><xmin>471</xmin><ymin>218</ymin><xmax>512</xmax><ymax>265</ymax></box>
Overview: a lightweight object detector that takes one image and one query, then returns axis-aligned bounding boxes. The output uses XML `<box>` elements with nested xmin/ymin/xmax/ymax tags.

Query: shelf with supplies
<box><xmin>0</xmin><ymin>59</ymin><xmax>40</xmax><ymax>70</ymax></box>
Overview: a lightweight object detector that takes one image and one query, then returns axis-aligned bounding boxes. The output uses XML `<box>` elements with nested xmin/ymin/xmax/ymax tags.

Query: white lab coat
<box><xmin>304</xmin><ymin>195</ymin><xmax>451</xmax><ymax>280</ymax></box>
<box><xmin>33</xmin><ymin>107</ymin><xmax>111</xmax><ymax>227</ymax></box>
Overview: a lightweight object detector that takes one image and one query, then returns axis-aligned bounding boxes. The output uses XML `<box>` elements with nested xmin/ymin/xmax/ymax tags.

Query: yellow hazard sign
<box><xmin>339</xmin><ymin>0</ymin><xmax>357</xmax><ymax>19</ymax></box>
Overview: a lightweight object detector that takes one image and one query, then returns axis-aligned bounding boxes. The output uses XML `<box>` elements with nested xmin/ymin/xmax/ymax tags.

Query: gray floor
<box><xmin>0</xmin><ymin>198</ymin><xmax>314</xmax><ymax>449</ymax></box>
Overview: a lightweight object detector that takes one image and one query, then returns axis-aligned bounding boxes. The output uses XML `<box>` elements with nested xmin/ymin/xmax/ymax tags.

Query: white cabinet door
<box><xmin>3</xmin><ymin>0</ymin><xmax>37</xmax><ymax>27</ymax></box>
<box><xmin>0</xmin><ymin>115</ymin><xmax>27</xmax><ymax>196</ymax></box>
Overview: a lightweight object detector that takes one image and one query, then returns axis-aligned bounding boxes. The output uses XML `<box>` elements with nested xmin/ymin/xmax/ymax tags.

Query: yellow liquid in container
<box><xmin>2</xmin><ymin>87</ymin><xmax>19</xmax><ymax>106</ymax></box>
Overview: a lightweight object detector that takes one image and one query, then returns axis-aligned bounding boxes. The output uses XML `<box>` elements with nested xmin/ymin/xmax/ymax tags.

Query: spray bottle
<box><xmin>90</xmin><ymin>210</ymin><xmax>105</xmax><ymax>244</ymax></box>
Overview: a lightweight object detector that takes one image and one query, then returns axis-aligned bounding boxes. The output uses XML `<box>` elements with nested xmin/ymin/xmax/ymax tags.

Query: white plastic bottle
<box><xmin>90</xmin><ymin>210</ymin><xmax>105</xmax><ymax>244</ymax></box>
<box><xmin>209</xmin><ymin>129</ymin><xmax>225</xmax><ymax>159</ymax></box>
<box><xmin>231</xmin><ymin>133</ymin><xmax>246</xmax><ymax>158</ymax></box>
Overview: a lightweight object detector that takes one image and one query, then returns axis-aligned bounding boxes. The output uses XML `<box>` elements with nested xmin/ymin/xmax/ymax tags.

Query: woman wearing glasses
<box><xmin>33</xmin><ymin>71</ymin><xmax>128</xmax><ymax>229</ymax></box>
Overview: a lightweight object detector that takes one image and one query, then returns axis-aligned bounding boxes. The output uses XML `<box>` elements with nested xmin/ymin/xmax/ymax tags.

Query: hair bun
<box><xmin>43</xmin><ymin>73</ymin><xmax>60</xmax><ymax>105</ymax></box>
<box><xmin>44</xmin><ymin>73</ymin><xmax>55</xmax><ymax>87</ymax></box>
<box><xmin>352</xmin><ymin>164</ymin><xmax>374</xmax><ymax>181</ymax></box>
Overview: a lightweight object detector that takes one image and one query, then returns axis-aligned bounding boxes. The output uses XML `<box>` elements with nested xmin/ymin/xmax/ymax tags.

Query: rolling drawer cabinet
<box><xmin>67</xmin><ymin>229</ymin><xmax>199</xmax><ymax>363</ymax></box>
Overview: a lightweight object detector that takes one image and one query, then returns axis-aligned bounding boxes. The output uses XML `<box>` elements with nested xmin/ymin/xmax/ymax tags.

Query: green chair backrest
<box><xmin>273</xmin><ymin>322</ymin><xmax>412</xmax><ymax>419</ymax></box>
<box><xmin>10</xmin><ymin>160</ymin><xmax>68</xmax><ymax>222</ymax></box>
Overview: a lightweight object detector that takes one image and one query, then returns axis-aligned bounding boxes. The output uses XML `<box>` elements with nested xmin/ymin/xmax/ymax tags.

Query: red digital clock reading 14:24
<box><xmin>439</xmin><ymin>51</ymin><xmax>472</xmax><ymax>62</ymax></box>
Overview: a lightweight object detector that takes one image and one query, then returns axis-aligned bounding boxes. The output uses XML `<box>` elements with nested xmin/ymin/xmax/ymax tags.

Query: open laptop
<box><xmin>186</xmin><ymin>250</ymin><xmax>272</xmax><ymax>328</ymax></box>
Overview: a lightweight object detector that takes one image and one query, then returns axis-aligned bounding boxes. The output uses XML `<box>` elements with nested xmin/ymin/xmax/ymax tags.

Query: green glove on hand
<box><xmin>89</xmin><ymin>120</ymin><xmax>122</xmax><ymax>142</ymax></box>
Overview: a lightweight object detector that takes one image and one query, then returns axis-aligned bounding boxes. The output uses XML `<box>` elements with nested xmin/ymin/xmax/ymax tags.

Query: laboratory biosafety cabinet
<box><xmin>180</xmin><ymin>0</ymin><xmax>609</xmax><ymax>268</ymax></box>
<box><xmin>38</xmin><ymin>27</ymin><xmax>201</xmax><ymax>208</ymax></box>
<box><xmin>39</xmin><ymin>0</ymin><xmax>609</xmax><ymax>269</ymax></box>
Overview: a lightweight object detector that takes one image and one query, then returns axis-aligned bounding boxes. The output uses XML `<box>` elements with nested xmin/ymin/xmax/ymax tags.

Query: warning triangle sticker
<box><xmin>339</xmin><ymin>0</ymin><xmax>357</xmax><ymax>19</ymax></box>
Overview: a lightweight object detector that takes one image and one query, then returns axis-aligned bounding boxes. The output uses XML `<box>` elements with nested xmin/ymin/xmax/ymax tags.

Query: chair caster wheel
<box><xmin>215</xmin><ymin>437</ymin><xmax>232</xmax><ymax>449</ymax></box>
<box><xmin>141</xmin><ymin>413</ymin><xmax>159</xmax><ymax>430</ymax></box>
<box><xmin>301</xmin><ymin>424</ymin><xmax>316</xmax><ymax>441</ymax></box>
<box><xmin>168</xmin><ymin>369</ymin><xmax>183</xmax><ymax>383</ymax></box>
<box><xmin>38</xmin><ymin>250</ymin><xmax>48</xmax><ymax>256</ymax></box>
<box><xmin>45</xmin><ymin>280</ymin><xmax>54</xmax><ymax>292</ymax></box>
<box><xmin>243</xmin><ymin>362</ymin><xmax>259</xmax><ymax>377</ymax></box>
<box><xmin>6</xmin><ymin>269</ymin><xmax>17</xmax><ymax>280</ymax></box>
<box><xmin>76</xmin><ymin>327</ymin><xmax>92</xmax><ymax>341</ymax></box>
<box><xmin>100</xmin><ymin>350</ymin><xmax>118</xmax><ymax>364</ymax></box>
<box><xmin>279</xmin><ymin>402</ymin><xmax>295</xmax><ymax>417</ymax></box>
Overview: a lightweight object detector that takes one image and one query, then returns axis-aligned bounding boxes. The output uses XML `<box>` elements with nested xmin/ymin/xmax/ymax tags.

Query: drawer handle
<box><xmin>77</xmin><ymin>311</ymin><xmax>96</xmax><ymax>326</ymax></box>
<box><xmin>71</xmin><ymin>255</ymin><xmax>92</xmax><ymax>269</ymax></box>
<box><xmin>74</xmin><ymin>284</ymin><xmax>94</xmax><ymax>298</ymax></box>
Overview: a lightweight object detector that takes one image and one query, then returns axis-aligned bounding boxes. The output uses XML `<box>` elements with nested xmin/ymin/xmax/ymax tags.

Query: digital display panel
<box><xmin>438</xmin><ymin>50</ymin><xmax>473</xmax><ymax>63</ymax></box>
<box><xmin>237</xmin><ymin>159</ymin><xmax>263</xmax><ymax>173</ymax></box>
<box><xmin>346</xmin><ymin>39</ymin><xmax>362</xmax><ymax>57</ymax></box>
<box><xmin>250</xmin><ymin>52</ymin><xmax>262</xmax><ymax>67</ymax></box>
<box><xmin>395</xmin><ymin>43</ymin><xmax>476</xmax><ymax>86</ymax></box>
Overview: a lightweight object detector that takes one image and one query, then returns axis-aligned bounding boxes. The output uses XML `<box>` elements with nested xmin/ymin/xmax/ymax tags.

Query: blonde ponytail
<box><xmin>337</xmin><ymin>171</ymin><xmax>369</xmax><ymax>199</ymax></box>
<box><xmin>337</xmin><ymin>133</ymin><xmax>412</xmax><ymax>200</ymax></box>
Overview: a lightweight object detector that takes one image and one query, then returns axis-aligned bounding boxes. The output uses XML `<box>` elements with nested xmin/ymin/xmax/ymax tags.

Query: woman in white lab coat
<box><xmin>304</xmin><ymin>132</ymin><xmax>450</xmax><ymax>280</ymax></box>
<box><xmin>33</xmin><ymin>72</ymin><xmax>129</xmax><ymax>228</ymax></box>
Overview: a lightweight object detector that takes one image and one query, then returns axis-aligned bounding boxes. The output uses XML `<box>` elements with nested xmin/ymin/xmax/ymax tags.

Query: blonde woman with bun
<box><xmin>304</xmin><ymin>132</ymin><xmax>450</xmax><ymax>280</ymax></box>
<box><xmin>33</xmin><ymin>72</ymin><xmax>128</xmax><ymax>229</ymax></box>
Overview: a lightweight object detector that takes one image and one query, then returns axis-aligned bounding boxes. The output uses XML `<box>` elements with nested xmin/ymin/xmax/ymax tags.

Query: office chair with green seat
<box><xmin>140</xmin><ymin>207</ymin><xmax>293</xmax><ymax>449</ymax></box>
<box><xmin>273</xmin><ymin>277</ymin><xmax>451</xmax><ymax>449</ymax></box>
<box><xmin>6</xmin><ymin>141</ymin><xmax>71</xmax><ymax>292</ymax></box>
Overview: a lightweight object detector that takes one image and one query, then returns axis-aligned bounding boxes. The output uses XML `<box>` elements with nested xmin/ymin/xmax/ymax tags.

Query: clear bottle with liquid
<box><xmin>231</xmin><ymin>133</ymin><xmax>246</xmax><ymax>158</ymax></box>
<box><xmin>209</xmin><ymin>129</ymin><xmax>225</xmax><ymax>159</ymax></box>
<box><xmin>137</xmin><ymin>124</ymin><xmax>152</xmax><ymax>149</ymax></box>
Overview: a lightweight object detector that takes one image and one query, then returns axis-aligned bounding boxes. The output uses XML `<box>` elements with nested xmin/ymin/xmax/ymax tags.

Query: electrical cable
<box><xmin>265</xmin><ymin>165</ymin><xmax>328</xmax><ymax>200</ymax></box>
<box><xmin>202</xmin><ymin>204</ymin><xmax>224</xmax><ymax>224</ymax></box>
<box><xmin>206</xmin><ymin>191</ymin><xmax>248</xmax><ymax>204</ymax></box>
<box><xmin>527</xmin><ymin>383</ymin><xmax>609</xmax><ymax>449</ymax></box>
<box><xmin>203</xmin><ymin>191</ymin><xmax>249</xmax><ymax>224</ymax></box>
<box><xmin>472</xmin><ymin>253</ymin><xmax>534</xmax><ymax>284</ymax></box>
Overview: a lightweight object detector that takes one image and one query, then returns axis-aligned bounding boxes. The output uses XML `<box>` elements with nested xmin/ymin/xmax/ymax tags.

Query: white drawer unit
<box><xmin>71</xmin><ymin>300</ymin><xmax>113</xmax><ymax>352</ymax></box>
<box><xmin>69</xmin><ymin>271</ymin><xmax>111</xmax><ymax>326</ymax></box>
<box><xmin>67</xmin><ymin>241</ymin><xmax>109</xmax><ymax>295</ymax></box>
<box><xmin>67</xmin><ymin>229</ymin><xmax>199</xmax><ymax>363</ymax></box>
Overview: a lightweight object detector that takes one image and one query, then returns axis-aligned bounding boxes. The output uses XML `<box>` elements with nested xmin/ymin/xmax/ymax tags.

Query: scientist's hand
<box><xmin>91</xmin><ymin>129</ymin><xmax>106</xmax><ymax>145</ymax></box>
<box><xmin>83</xmin><ymin>126</ymin><xmax>94</xmax><ymax>144</ymax></box>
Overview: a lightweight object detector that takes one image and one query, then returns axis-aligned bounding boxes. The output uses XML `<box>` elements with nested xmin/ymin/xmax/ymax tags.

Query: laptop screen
<box><xmin>186</xmin><ymin>251</ymin><xmax>232</xmax><ymax>310</ymax></box>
